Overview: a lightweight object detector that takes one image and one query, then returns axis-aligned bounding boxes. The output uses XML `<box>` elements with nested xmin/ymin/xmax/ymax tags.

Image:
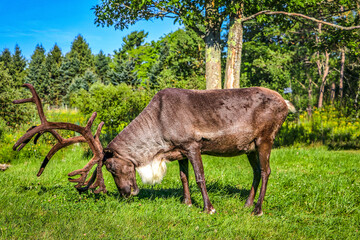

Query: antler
<box><xmin>13</xmin><ymin>83</ymin><xmax>107</xmax><ymax>193</ymax></box>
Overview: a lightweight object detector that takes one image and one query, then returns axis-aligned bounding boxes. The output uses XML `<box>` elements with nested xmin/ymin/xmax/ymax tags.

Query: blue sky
<box><xmin>0</xmin><ymin>0</ymin><xmax>181</xmax><ymax>60</ymax></box>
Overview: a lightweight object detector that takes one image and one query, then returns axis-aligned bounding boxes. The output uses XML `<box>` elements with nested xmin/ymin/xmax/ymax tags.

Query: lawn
<box><xmin>0</xmin><ymin>146</ymin><xmax>359</xmax><ymax>239</ymax></box>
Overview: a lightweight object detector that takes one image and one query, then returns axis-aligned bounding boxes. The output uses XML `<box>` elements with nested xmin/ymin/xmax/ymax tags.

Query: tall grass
<box><xmin>1</xmin><ymin>146</ymin><xmax>359</xmax><ymax>239</ymax></box>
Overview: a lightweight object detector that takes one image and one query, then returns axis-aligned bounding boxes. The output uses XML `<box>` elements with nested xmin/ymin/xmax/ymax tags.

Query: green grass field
<box><xmin>1</xmin><ymin>146</ymin><xmax>359</xmax><ymax>239</ymax></box>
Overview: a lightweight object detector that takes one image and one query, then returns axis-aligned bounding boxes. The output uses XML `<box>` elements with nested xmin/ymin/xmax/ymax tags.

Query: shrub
<box><xmin>70</xmin><ymin>82</ymin><xmax>153</xmax><ymax>141</ymax></box>
<box><xmin>275</xmin><ymin>106</ymin><xmax>360</xmax><ymax>149</ymax></box>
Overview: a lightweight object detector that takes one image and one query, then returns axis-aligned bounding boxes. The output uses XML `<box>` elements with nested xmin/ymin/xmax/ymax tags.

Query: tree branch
<box><xmin>242</xmin><ymin>10</ymin><xmax>360</xmax><ymax>30</ymax></box>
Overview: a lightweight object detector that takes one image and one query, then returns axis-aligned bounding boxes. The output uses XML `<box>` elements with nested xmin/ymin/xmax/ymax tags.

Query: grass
<box><xmin>1</xmin><ymin>146</ymin><xmax>360</xmax><ymax>239</ymax></box>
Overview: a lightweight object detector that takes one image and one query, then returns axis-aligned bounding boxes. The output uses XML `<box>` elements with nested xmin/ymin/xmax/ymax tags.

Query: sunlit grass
<box><xmin>1</xmin><ymin>146</ymin><xmax>359</xmax><ymax>239</ymax></box>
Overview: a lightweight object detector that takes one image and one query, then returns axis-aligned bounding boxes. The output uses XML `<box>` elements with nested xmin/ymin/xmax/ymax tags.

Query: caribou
<box><xmin>13</xmin><ymin>83</ymin><xmax>293</xmax><ymax>216</ymax></box>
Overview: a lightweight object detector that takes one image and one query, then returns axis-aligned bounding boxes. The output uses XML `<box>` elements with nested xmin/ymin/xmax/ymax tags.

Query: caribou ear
<box><xmin>104</xmin><ymin>148</ymin><xmax>114</xmax><ymax>160</ymax></box>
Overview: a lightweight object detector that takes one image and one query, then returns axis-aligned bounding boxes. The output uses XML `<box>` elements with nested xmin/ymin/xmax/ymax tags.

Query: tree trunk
<box><xmin>204</xmin><ymin>1</ymin><xmax>222</xmax><ymax>90</ymax></box>
<box><xmin>224</xmin><ymin>6</ymin><xmax>243</xmax><ymax>89</ymax></box>
<box><xmin>355</xmin><ymin>78</ymin><xmax>360</xmax><ymax>118</ymax></box>
<box><xmin>205</xmin><ymin>30</ymin><xmax>222</xmax><ymax>89</ymax></box>
<box><xmin>315</xmin><ymin>22</ymin><xmax>330</xmax><ymax>109</ymax></box>
<box><xmin>339</xmin><ymin>47</ymin><xmax>345</xmax><ymax>103</ymax></box>
<box><xmin>330</xmin><ymin>82</ymin><xmax>336</xmax><ymax>104</ymax></box>
<box><xmin>306</xmin><ymin>72</ymin><xmax>313</xmax><ymax>118</ymax></box>
<box><xmin>317</xmin><ymin>50</ymin><xmax>330</xmax><ymax>108</ymax></box>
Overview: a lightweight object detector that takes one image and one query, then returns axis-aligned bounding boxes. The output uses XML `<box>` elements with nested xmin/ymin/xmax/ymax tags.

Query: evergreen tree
<box><xmin>95</xmin><ymin>50</ymin><xmax>110</xmax><ymax>83</ymax></box>
<box><xmin>109</xmin><ymin>58</ymin><xmax>139</xmax><ymax>86</ymax></box>
<box><xmin>11</xmin><ymin>44</ymin><xmax>27</xmax><ymax>87</ymax></box>
<box><xmin>67</xmin><ymin>35</ymin><xmax>94</xmax><ymax>75</ymax></box>
<box><xmin>0</xmin><ymin>48</ymin><xmax>12</xmax><ymax>70</ymax></box>
<box><xmin>0</xmin><ymin>62</ymin><xmax>31</xmax><ymax>125</ymax></box>
<box><xmin>25</xmin><ymin>44</ymin><xmax>50</xmax><ymax>101</ymax></box>
<box><xmin>68</xmin><ymin>76</ymin><xmax>89</xmax><ymax>94</ymax></box>
<box><xmin>45</xmin><ymin>44</ymin><xmax>63</xmax><ymax>105</ymax></box>
<box><xmin>112</xmin><ymin>31</ymin><xmax>158</xmax><ymax>85</ymax></box>
<box><xmin>57</xmin><ymin>55</ymin><xmax>80</xmax><ymax>103</ymax></box>
<box><xmin>148</xmin><ymin>41</ymin><xmax>169</xmax><ymax>88</ymax></box>
<box><xmin>82</xmin><ymin>69</ymin><xmax>98</xmax><ymax>87</ymax></box>
<box><xmin>68</xmin><ymin>70</ymin><xmax>98</xmax><ymax>95</ymax></box>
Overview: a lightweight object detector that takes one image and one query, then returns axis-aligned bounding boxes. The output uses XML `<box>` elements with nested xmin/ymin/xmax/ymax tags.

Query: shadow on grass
<box><xmin>206</xmin><ymin>182</ymin><xmax>250</xmax><ymax>200</ymax></box>
<box><xmin>110</xmin><ymin>182</ymin><xmax>250</xmax><ymax>206</ymax></box>
<box><xmin>19</xmin><ymin>181</ymin><xmax>250</xmax><ymax>206</ymax></box>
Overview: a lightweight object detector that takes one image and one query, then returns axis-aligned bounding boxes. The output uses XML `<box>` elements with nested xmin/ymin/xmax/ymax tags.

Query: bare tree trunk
<box><xmin>355</xmin><ymin>79</ymin><xmax>360</xmax><ymax>118</ymax></box>
<box><xmin>317</xmin><ymin>50</ymin><xmax>330</xmax><ymax>108</ymax></box>
<box><xmin>205</xmin><ymin>31</ymin><xmax>222</xmax><ymax>89</ymax></box>
<box><xmin>224</xmin><ymin>5</ymin><xmax>243</xmax><ymax>89</ymax></box>
<box><xmin>306</xmin><ymin>72</ymin><xmax>313</xmax><ymax>118</ymax></box>
<box><xmin>204</xmin><ymin>1</ymin><xmax>222</xmax><ymax>90</ymax></box>
<box><xmin>339</xmin><ymin>47</ymin><xmax>345</xmax><ymax>103</ymax></box>
<box><xmin>330</xmin><ymin>82</ymin><xmax>336</xmax><ymax>104</ymax></box>
<box><xmin>315</xmin><ymin>23</ymin><xmax>330</xmax><ymax>109</ymax></box>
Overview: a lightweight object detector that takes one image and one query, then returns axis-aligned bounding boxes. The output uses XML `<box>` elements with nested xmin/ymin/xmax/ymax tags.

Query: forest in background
<box><xmin>1</xmin><ymin>1</ymin><xmax>360</xmax><ymax>150</ymax></box>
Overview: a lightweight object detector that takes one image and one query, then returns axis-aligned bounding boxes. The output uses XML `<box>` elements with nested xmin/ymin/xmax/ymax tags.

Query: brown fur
<box><xmin>105</xmin><ymin>87</ymin><xmax>289</xmax><ymax>215</ymax></box>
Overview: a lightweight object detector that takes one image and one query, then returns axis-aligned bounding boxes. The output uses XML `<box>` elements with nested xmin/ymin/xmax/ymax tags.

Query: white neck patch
<box><xmin>136</xmin><ymin>158</ymin><xmax>168</xmax><ymax>185</ymax></box>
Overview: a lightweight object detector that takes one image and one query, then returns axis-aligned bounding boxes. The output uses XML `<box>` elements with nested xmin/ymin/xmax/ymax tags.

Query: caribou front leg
<box><xmin>179</xmin><ymin>159</ymin><xmax>192</xmax><ymax>206</ymax></box>
<box><xmin>185</xmin><ymin>143</ymin><xmax>215</xmax><ymax>214</ymax></box>
<box><xmin>245</xmin><ymin>151</ymin><xmax>261</xmax><ymax>207</ymax></box>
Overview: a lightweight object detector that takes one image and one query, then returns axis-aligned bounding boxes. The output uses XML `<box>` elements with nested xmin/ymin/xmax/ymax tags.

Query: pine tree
<box><xmin>0</xmin><ymin>48</ymin><xmax>12</xmax><ymax>70</ymax></box>
<box><xmin>109</xmin><ymin>58</ymin><xmax>138</xmax><ymax>86</ymax></box>
<box><xmin>58</xmin><ymin>55</ymin><xmax>80</xmax><ymax>103</ymax></box>
<box><xmin>0</xmin><ymin>62</ymin><xmax>31</xmax><ymax>125</ymax></box>
<box><xmin>45</xmin><ymin>44</ymin><xmax>63</xmax><ymax>105</ymax></box>
<box><xmin>68</xmin><ymin>70</ymin><xmax>98</xmax><ymax>95</ymax></box>
<box><xmin>67</xmin><ymin>35</ymin><xmax>94</xmax><ymax>75</ymax></box>
<box><xmin>95</xmin><ymin>50</ymin><xmax>110</xmax><ymax>83</ymax></box>
<box><xmin>25</xmin><ymin>45</ymin><xmax>49</xmax><ymax>101</ymax></box>
<box><xmin>11</xmin><ymin>44</ymin><xmax>27</xmax><ymax>87</ymax></box>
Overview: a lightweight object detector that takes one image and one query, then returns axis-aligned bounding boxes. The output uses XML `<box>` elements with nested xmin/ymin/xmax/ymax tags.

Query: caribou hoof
<box><xmin>204</xmin><ymin>207</ymin><xmax>216</xmax><ymax>214</ymax></box>
<box><xmin>251</xmin><ymin>208</ymin><xmax>263</xmax><ymax>216</ymax></box>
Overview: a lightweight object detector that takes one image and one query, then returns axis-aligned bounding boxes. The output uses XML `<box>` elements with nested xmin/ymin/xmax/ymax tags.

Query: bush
<box><xmin>70</xmin><ymin>82</ymin><xmax>153</xmax><ymax>141</ymax></box>
<box><xmin>275</xmin><ymin>106</ymin><xmax>360</xmax><ymax>149</ymax></box>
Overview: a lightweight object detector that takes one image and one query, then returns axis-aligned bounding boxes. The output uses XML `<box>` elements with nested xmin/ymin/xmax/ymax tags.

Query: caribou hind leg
<box><xmin>252</xmin><ymin>138</ymin><xmax>273</xmax><ymax>216</ymax></box>
<box><xmin>178</xmin><ymin>159</ymin><xmax>192</xmax><ymax>206</ymax></box>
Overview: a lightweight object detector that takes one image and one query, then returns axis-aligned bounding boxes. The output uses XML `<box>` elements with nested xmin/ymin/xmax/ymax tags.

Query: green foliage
<box><xmin>45</xmin><ymin>44</ymin><xmax>63</xmax><ymax>105</ymax></box>
<box><xmin>0</xmin><ymin>48</ymin><xmax>12</xmax><ymax>70</ymax></box>
<box><xmin>66</xmin><ymin>34</ymin><xmax>94</xmax><ymax>75</ymax></box>
<box><xmin>70</xmin><ymin>82</ymin><xmax>153</xmax><ymax>140</ymax></box>
<box><xmin>25</xmin><ymin>45</ymin><xmax>50</xmax><ymax>101</ymax></box>
<box><xmin>95</xmin><ymin>50</ymin><xmax>110</xmax><ymax>83</ymax></box>
<box><xmin>241</xmin><ymin>41</ymin><xmax>293</xmax><ymax>90</ymax></box>
<box><xmin>10</xmin><ymin>44</ymin><xmax>27</xmax><ymax>85</ymax></box>
<box><xmin>276</xmin><ymin>106</ymin><xmax>360</xmax><ymax>149</ymax></box>
<box><xmin>149</xmin><ymin>28</ymin><xmax>206</xmax><ymax>90</ymax></box>
<box><xmin>57</xmin><ymin>56</ymin><xmax>80</xmax><ymax>103</ymax></box>
<box><xmin>0</xmin><ymin>62</ymin><xmax>32</xmax><ymax>126</ymax></box>
<box><xmin>112</xmin><ymin>30</ymin><xmax>157</xmax><ymax>85</ymax></box>
<box><xmin>109</xmin><ymin>58</ymin><xmax>139</xmax><ymax>86</ymax></box>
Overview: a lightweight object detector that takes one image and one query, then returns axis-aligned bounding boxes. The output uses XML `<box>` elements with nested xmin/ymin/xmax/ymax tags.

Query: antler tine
<box><xmin>13</xmin><ymin>83</ymin><xmax>47</xmax><ymax>124</ymax></box>
<box><xmin>95</xmin><ymin>122</ymin><xmax>105</xmax><ymax>139</ymax></box>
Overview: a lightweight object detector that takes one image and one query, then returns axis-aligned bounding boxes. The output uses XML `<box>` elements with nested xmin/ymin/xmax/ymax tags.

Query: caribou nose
<box><xmin>131</xmin><ymin>186</ymin><xmax>139</xmax><ymax>196</ymax></box>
